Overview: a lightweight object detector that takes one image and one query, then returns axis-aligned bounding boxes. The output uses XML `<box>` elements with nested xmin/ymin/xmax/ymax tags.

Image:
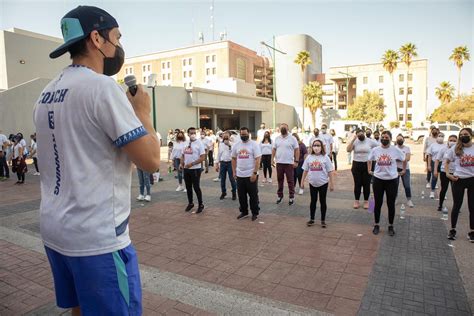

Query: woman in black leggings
<box><xmin>434</xmin><ymin>135</ymin><xmax>457</xmax><ymax>212</ymax></box>
<box><xmin>445</xmin><ymin>128</ymin><xmax>474</xmax><ymax>242</ymax></box>
<box><xmin>368</xmin><ymin>131</ymin><xmax>406</xmax><ymax>236</ymax></box>
<box><xmin>260</xmin><ymin>132</ymin><xmax>273</xmax><ymax>183</ymax></box>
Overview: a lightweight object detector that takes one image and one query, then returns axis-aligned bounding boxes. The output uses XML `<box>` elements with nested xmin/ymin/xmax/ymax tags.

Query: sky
<box><xmin>1</xmin><ymin>0</ymin><xmax>473</xmax><ymax>113</ymax></box>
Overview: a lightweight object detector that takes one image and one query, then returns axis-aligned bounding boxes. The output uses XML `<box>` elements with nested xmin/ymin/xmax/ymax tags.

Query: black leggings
<box><xmin>450</xmin><ymin>177</ymin><xmax>474</xmax><ymax>230</ymax></box>
<box><xmin>183</xmin><ymin>169</ymin><xmax>203</xmax><ymax>205</ymax></box>
<box><xmin>261</xmin><ymin>154</ymin><xmax>272</xmax><ymax>179</ymax></box>
<box><xmin>33</xmin><ymin>157</ymin><xmax>39</xmax><ymax>172</ymax></box>
<box><xmin>438</xmin><ymin>172</ymin><xmax>451</xmax><ymax>209</ymax></box>
<box><xmin>331</xmin><ymin>152</ymin><xmax>338</xmax><ymax>171</ymax></box>
<box><xmin>294</xmin><ymin>165</ymin><xmax>303</xmax><ymax>187</ymax></box>
<box><xmin>373</xmin><ymin>177</ymin><xmax>398</xmax><ymax>225</ymax></box>
<box><xmin>351</xmin><ymin>161</ymin><xmax>371</xmax><ymax>201</ymax></box>
<box><xmin>310</xmin><ymin>183</ymin><xmax>328</xmax><ymax>221</ymax></box>
<box><xmin>208</xmin><ymin>150</ymin><xmax>214</xmax><ymax>166</ymax></box>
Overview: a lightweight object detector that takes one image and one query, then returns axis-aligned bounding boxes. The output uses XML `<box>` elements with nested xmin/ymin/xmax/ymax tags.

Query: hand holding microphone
<box><xmin>124</xmin><ymin>75</ymin><xmax>138</xmax><ymax>96</ymax></box>
<box><xmin>124</xmin><ymin>75</ymin><xmax>151</xmax><ymax>118</ymax></box>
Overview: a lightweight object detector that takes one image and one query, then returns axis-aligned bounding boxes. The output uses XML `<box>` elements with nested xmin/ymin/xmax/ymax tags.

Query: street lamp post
<box><xmin>261</xmin><ymin>37</ymin><xmax>287</xmax><ymax>129</ymax></box>
<box><xmin>147</xmin><ymin>74</ymin><xmax>158</xmax><ymax>130</ymax></box>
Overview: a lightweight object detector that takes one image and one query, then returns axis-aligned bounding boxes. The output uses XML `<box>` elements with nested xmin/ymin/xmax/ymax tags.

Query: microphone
<box><xmin>124</xmin><ymin>75</ymin><xmax>138</xmax><ymax>96</ymax></box>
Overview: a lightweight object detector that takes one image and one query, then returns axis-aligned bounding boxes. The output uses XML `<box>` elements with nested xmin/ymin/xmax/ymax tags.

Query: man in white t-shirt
<box><xmin>319</xmin><ymin>124</ymin><xmax>334</xmax><ymax>157</ymax></box>
<box><xmin>200</xmin><ymin>130</ymin><xmax>211</xmax><ymax>173</ymax></box>
<box><xmin>33</xmin><ymin>6</ymin><xmax>161</xmax><ymax>314</ymax></box>
<box><xmin>256</xmin><ymin>123</ymin><xmax>267</xmax><ymax>142</ymax></box>
<box><xmin>272</xmin><ymin>123</ymin><xmax>300</xmax><ymax>205</ymax></box>
<box><xmin>0</xmin><ymin>131</ymin><xmax>9</xmax><ymax>180</ymax></box>
<box><xmin>232</xmin><ymin>127</ymin><xmax>262</xmax><ymax>221</ymax></box>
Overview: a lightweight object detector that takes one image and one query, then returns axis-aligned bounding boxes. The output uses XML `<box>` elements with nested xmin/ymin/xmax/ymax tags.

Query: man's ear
<box><xmin>89</xmin><ymin>30</ymin><xmax>103</xmax><ymax>50</ymax></box>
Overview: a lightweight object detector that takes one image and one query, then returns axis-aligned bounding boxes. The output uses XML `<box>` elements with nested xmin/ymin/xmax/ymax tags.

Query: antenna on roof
<box><xmin>210</xmin><ymin>0</ymin><xmax>215</xmax><ymax>41</ymax></box>
<box><xmin>198</xmin><ymin>31</ymin><xmax>204</xmax><ymax>44</ymax></box>
<box><xmin>219</xmin><ymin>29</ymin><xmax>227</xmax><ymax>41</ymax></box>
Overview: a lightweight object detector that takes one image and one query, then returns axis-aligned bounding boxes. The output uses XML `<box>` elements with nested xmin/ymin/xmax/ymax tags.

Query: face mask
<box><xmin>448</xmin><ymin>141</ymin><xmax>456</xmax><ymax>147</ymax></box>
<box><xmin>437</xmin><ymin>137</ymin><xmax>444</xmax><ymax>144</ymax></box>
<box><xmin>374</xmin><ymin>136</ymin><xmax>380</xmax><ymax>140</ymax></box>
<box><xmin>99</xmin><ymin>40</ymin><xmax>125</xmax><ymax>76</ymax></box>
<box><xmin>397</xmin><ymin>140</ymin><xmax>404</xmax><ymax>146</ymax></box>
<box><xmin>241</xmin><ymin>135</ymin><xmax>249</xmax><ymax>142</ymax></box>
<box><xmin>321</xmin><ymin>129</ymin><xmax>327</xmax><ymax>134</ymax></box>
<box><xmin>381</xmin><ymin>139</ymin><xmax>390</xmax><ymax>146</ymax></box>
<box><xmin>358</xmin><ymin>135</ymin><xmax>365</xmax><ymax>141</ymax></box>
<box><xmin>281</xmin><ymin>128</ymin><xmax>288</xmax><ymax>135</ymax></box>
<box><xmin>366</xmin><ymin>133</ymin><xmax>372</xmax><ymax>138</ymax></box>
<box><xmin>190</xmin><ymin>135</ymin><xmax>196</xmax><ymax>141</ymax></box>
<box><xmin>312</xmin><ymin>146</ymin><xmax>321</xmax><ymax>153</ymax></box>
<box><xmin>432</xmin><ymin>132</ymin><xmax>439</xmax><ymax>137</ymax></box>
<box><xmin>461</xmin><ymin>135</ymin><xmax>471</xmax><ymax>144</ymax></box>
<box><xmin>314</xmin><ymin>132</ymin><xmax>319</xmax><ymax>137</ymax></box>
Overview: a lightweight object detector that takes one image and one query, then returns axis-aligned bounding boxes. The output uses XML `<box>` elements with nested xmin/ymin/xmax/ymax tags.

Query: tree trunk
<box><xmin>392</xmin><ymin>72</ymin><xmax>398</xmax><ymax>121</ymax></box>
<box><xmin>301</xmin><ymin>70</ymin><xmax>305</xmax><ymax>130</ymax></box>
<box><xmin>311</xmin><ymin>110</ymin><xmax>316</xmax><ymax>130</ymax></box>
<box><xmin>457</xmin><ymin>67</ymin><xmax>461</xmax><ymax>99</ymax></box>
<box><xmin>405</xmin><ymin>68</ymin><xmax>409</xmax><ymax>125</ymax></box>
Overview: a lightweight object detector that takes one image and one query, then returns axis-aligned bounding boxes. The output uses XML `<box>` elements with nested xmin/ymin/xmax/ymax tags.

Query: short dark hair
<box><xmin>381</xmin><ymin>130</ymin><xmax>392</xmax><ymax>139</ymax></box>
<box><xmin>187</xmin><ymin>127</ymin><xmax>196</xmax><ymax>133</ymax></box>
<box><xmin>240</xmin><ymin>127</ymin><xmax>249</xmax><ymax>133</ymax></box>
<box><xmin>67</xmin><ymin>28</ymin><xmax>112</xmax><ymax>59</ymax></box>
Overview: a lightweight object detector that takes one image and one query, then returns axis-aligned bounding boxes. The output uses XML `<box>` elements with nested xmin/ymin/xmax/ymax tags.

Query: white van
<box><xmin>329</xmin><ymin>120</ymin><xmax>369</xmax><ymax>143</ymax></box>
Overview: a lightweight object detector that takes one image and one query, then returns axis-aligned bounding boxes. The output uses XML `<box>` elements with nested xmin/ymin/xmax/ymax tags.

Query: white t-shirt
<box><xmin>200</xmin><ymin>137</ymin><xmax>211</xmax><ymax>150</ymax></box>
<box><xmin>31</xmin><ymin>140</ymin><xmax>38</xmax><ymax>158</ymax></box>
<box><xmin>427</xmin><ymin>142</ymin><xmax>445</xmax><ymax>161</ymax></box>
<box><xmin>206</xmin><ymin>136</ymin><xmax>215</xmax><ymax>151</ymax></box>
<box><xmin>319</xmin><ymin>132</ymin><xmax>334</xmax><ymax>156</ymax></box>
<box><xmin>0</xmin><ymin>134</ymin><xmax>7</xmax><ymax>151</ymax></box>
<box><xmin>260</xmin><ymin>142</ymin><xmax>273</xmax><ymax>155</ymax></box>
<box><xmin>13</xmin><ymin>143</ymin><xmax>22</xmax><ymax>159</ymax></box>
<box><xmin>302</xmin><ymin>154</ymin><xmax>334</xmax><ymax>187</ymax></box>
<box><xmin>436</xmin><ymin>145</ymin><xmax>454</xmax><ymax>174</ymax></box>
<box><xmin>171</xmin><ymin>141</ymin><xmax>186</xmax><ymax>160</ymax></box>
<box><xmin>351</xmin><ymin>138</ymin><xmax>378</xmax><ymax>162</ymax></box>
<box><xmin>273</xmin><ymin>134</ymin><xmax>298</xmax><ymax>164</ymax></box>
<box><xmin>217</xmin><ymin>142</ymin><xmax>232</xmax><ymax>162</ymax></box>
<box><xmin>396</xmin><ymin>145</ymin><xmax>411</xmax><ymax>169</ymax></box>
<box><xmin>232</xmin><ymin>140</ymin><xmax>261</xmax><ymax>177</ymax></box>
<box><xmin>445</xmin><ymin>146</ymin><xmax>474</xmax><ymax>179</ymax></box>
<box><xmin>368</xmin><ymin>146</ymin><xmax>406</xmax><ymax>180</ymax></box>
<box><xmin>424</xmin><ymin>136</ymin><xmax>436</xmax><ymax>154</ymax></box>
<box><xmin>183</xmin><ymin>140</ymin><xmax>206</xmax><ymax>169</ymax></box>
<box><xmin>33</xmin><ymin>65</ymin><xmax>147</xmax><ymax>257</ymax></box>
<box><xmin>257</xmin><ymin>129</ymin><xmax>267</xmax><ymax>141</ymax></box>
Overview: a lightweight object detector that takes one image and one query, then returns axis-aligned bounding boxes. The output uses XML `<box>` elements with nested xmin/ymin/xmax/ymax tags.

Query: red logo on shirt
<box><xmin>460</xmin><ymin>154</ymin><xmax>474</xmax><ymax>167</ymax></box>
<box><xmin>377</xmin><ymin>154</ymin><xmax>392</xmax><ymax>166</ymax></box>
<box><xmin>238</xmin><ymin>149</ymin><xmax>250</xmax><ymax>159</ymax></box>
<box><xmin>183</xmin><ymin>147</ymin><xmax>193</xmax><ymax>155</ymax></box>
<box><xmin>309</xmin><ymin>161</ymin><xmax>323</xmax><ymax>171</ymax></box>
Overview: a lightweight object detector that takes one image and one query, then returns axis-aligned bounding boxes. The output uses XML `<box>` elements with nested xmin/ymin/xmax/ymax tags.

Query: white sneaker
<box><xmin>426</xmin><ymin>182</ymin><xmax>430</xmax><ymax>189</ymax></box>
<box><xmin>298</xmin><ymin>188</ymin><xmax>304</xmax><ymax>195</ymax></box>
<box><xmin>262</xmin><ymin>178</ymin><xmax>267</xmax><ymax>183</ymax></box>
<box><xmin>435</xmin><ymin>185</ymin><xmax>439</xmax><ymax>189</ymax></box>
<box><xmin>176</xmin><ymin>185</ymin><xmax>183</xmax><ymax>192</ymax></box>
<box><xmin>183</xmin><ymin>188</ymin><xmax>187</xmax><ymax>193</ymax></box>
<box><xmin>34</xmin><ymin>172</ymin><xmax>40</xmax><ymax>176</ymax></box>
<box><xmin>144</xmin><ymin>195</ymin><xmax>151</xmax><ymax>202</ymax></box>
<box><xmin>407</xmin><ymin>200</ymin><xmax>414</xmax><ymax>208</ymax></box>
<box><xmin>268</xmin><ymin>179</ymin><xmax>273</xmax><ymax>183</ymax></box>
<box><xmin>136</xmin><ymin>195</ymin><xmax>145</xmax><ymax>201</ymax></box>
<box><xmin>213</xmin><ymin>177</ymin><xmax>220</xmax><ymax>182</ymax></box>
<box><xmin>429</xmin><ymin>191</ymin><xmax>435</xmax><ymax>199</ymax></box>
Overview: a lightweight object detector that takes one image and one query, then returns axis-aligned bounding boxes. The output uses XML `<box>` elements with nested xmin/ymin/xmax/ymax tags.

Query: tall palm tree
<box><xmin>303</xmin><ymin>81</ymin><xmax>323</xmax><ymax>129</ymax></box>
<box><xmin>399</xmin><ymin>43</ymin><xmax>418</xmax><ymax>125</ymax></box>
<box><xmin>435</xmin><ymin>81</ymin><xmax>455</xmax><ymax>105</ymax></box>
<box><xmin>449</xmin><ymin>46</ymin><xmax>470</xmax><ymax>99</ymax></box>
<box><xmin>294</xmin><ymin>51</ymin><xmax>312</xmax><ymax>129</ymax></box>
<box><xmin>382</xmin><ymin>49</ymin><xmax>400</xmax><ymax>122</ymax></box>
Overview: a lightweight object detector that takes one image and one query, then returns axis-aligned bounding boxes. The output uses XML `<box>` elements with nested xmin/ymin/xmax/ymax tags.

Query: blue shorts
<box><xmin>45</xmin><ymin>244</ymin><xmax>142</xmax><ymax>315</ymax></box>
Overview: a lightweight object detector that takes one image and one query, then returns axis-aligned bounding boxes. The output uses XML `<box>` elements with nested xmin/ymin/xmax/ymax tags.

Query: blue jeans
<box><xmin>219</xmin><ymin>161</ymin><xmax>236</xmax><ymax>194</ymax></box>
<box><xmin>173</xmin><ymin>158</ymin><xmax>183</xmax><ymax>185</ymax></box>
<box><xmin>137</xmin><ymin>168</ymin><xmax>151</xmax><ymax>195</ymax></box>
<box><xmin>397</xmin><ymin>168</ymin><xmax>412</xmax><ymax>199</ymax></box>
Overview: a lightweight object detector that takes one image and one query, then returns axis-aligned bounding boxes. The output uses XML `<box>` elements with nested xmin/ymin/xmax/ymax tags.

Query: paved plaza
<box><xmin>0</xmin><ymin>142</ymin><xmax>473</xmax><ymax>316</ymax></box>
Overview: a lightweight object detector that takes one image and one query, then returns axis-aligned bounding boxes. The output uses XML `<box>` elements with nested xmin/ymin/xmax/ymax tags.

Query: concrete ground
<box><xmin>0</xmin><ymin>140</ymin><xmax>472</xmax><ymax>316</ymax></box>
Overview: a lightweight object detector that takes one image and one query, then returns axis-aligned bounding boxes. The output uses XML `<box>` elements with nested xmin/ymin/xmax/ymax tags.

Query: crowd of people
<box><xmin>0</xmin><ymin>131</ymin><xmax>39</xmax><ymax>184</ymax></box>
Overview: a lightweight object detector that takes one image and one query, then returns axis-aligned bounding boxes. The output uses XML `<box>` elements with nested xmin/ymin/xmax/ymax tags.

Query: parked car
<box><xmin>329</xmin><ymin>120</ymin><xmax>369</xmax><ymax>143</ymax></box>
<box><xmin>410</xmin><ymin>123</ymin><xmax>462</xmax><ymax>143</ymax></box>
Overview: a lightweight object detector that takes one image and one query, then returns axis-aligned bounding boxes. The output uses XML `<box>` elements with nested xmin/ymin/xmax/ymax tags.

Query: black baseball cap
<box><xmin>50</xmin><ymin>5</ymin><xmax>119</xmax><ymax>59</ymax></box>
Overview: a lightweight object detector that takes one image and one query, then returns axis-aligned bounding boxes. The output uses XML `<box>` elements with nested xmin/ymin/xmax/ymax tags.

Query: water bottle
<box><xmin>442</xmin><ymin>206</ymin><xmax>448</xmax><ymax>221</ymax></box>
<box><xmin>368</xmin><ymin>196</ymin><xmax>375</xmax><ymax>214</ymax></box>
<box><xmin>168</xmin><ymin>165</ymin><xmax>172</xmax><ymax>174</ymax></box>
<box><xmin>421</xmin><ymin>190</ymin><xmax>425</xmax><ymax>199</ymax></box>
<box><xmin>400</xmin><ymin>204</ymin><xmax>406</xmax><ymax>219</ymax></box>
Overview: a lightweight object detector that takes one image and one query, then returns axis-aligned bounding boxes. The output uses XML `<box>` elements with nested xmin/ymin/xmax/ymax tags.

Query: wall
<box><xmin>261</xmin><ymin>102</ymin><xmax>296</xmax><ymax>129</ymax></box>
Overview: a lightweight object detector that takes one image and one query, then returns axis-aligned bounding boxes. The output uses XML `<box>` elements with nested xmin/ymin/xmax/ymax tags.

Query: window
<box><xmin>408</xmin><ymin>73</ymin><xmax>413</xmax><ymax>81</ymax></box>
<box><xmin>188</xmin><ymin>58</ymin><xmax>192</xmax><ymax>65</ymax></box>
<box><xmin>125</xmin><ymin>68</ymin><xmax>128</xmax><ymax>75</ymax></box>
<box><xmin>212</xmin><ymin>55</ymin><xmax>216</xmax><ymax>62</ymax></box>
<box><xmin>167</xmin><ymin>73</ymin><xmax>171</xmax><ymax>80</ymax></box>
<box><xmin>450</xmin><ymin>125</ymin><xmax>460</xmax><ymax>131</ymax></box>
<box><xmin>408</xmin><ymin>101</ymin><xmax>412</xmax><ymax>108</ymax></box>
<box><xmin>206</xmin><ymin>80</ymin><xmax>210</xmax><ymax>83</ymax></box>
<box><xmin>183</xmin><ymin>71</ymin><xmax>187</xmax><ymax>78</ymax></box>
<box><xmin>236</xmin><ymin>58</ymin><xmax>246</xmax><ymax>80</ymax></box>
<box><xmin>212</xmin><ymin>67</ymin><xmax>216</xmax><ymax>75</ymax></box>
<box><xmin>162</xmin><ymin>74</ymin><xmax>166</xmax><ymax>80</ymax></box>
<box><xmin>379</xmin><ymin>75</ymin><xmax>384</xmax><ymax>83</ymax></box>
<box><xmin>147</xmin><ymin>65</ymin><xmax>151</xmax><ymax>71</ymax></box>
<box><xmin>439</xmin><ymin>125</ymin><xmax>447</xmax><ymax>131</ymax></box>
<box><xmin>162</xmin><ymin>62</ymin><xmax>165</xmax><ymax>69</ymax></box>
<box><xmin>407</xmin><ymin>114</ymin><xmax>412</xmax><ymax>121</ymax></box>
<box><xmin>183</xmin><ymin>59</ymin><xmax>186</xmax><ymax>66</ymax></box>
<box><xmin>189</xmin><ymin>82</ymin><xmax>193</xmax><ymax>88</ymax></box>
<box><xmin>143</xmin><ymin>65</ymin><xmax>146</xmax><ymax>72</ymax></box>
<box><xmin>399</xmin><ymin>87</ymin><xmax>404</xmax><ymax>95</ymax></box>
<box><xmin>399</xmin><ymin>114</ymin><xmax>404</xmax><ymax>121</ymax></box>
<box><xmin>379</xmin><ymin>89</ymin><xmax>384</xmax><ymax>96</ymax></box>
<box><xmin>206</xmin><ymin>56</ymin><xmax>210</xmax><ymax>63</ymax></box>
<box><xmin>167</xmin><ymin>61</ymin><xmax>170</xmax><ymax>68</ymax></box>
<box><xmin>408</xmin><ymin>87</ymin><xmax>413</xmax><ymax>95</ymax></box>
<box><xmin>399</xmin><ymin>101</ymin><xmax>404</xmax><ymax>108</ymax></box>
<box><xmin>189</xmin><ymin>70</ymin><xmax>192</xmax><ymax>77</ymax></box>
<box><xmin>363</xmin><ymin>77</ymin><xmax>368</xmax><ymax>84</ymax></box>
<box><xmin>399</xmin><ymin>74</ymin><xmax>404</xmax><ymax>82</ymax></box>
<box><xmin>143</xmin><ymin>76</ymin><xmax>146</xmax><ymax>83</ymax></box>
<box><xmin>206</xmin><ymin>68</ymin><xmax>210</xmax><ymax>75</ymax></box>
<box><xmin>125</xmin><ymin>67</ymin><xmax>133</xmax><ymax>75</ymax></box>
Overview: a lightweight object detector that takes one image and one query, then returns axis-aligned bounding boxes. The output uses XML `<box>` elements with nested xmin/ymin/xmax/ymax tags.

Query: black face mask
<box><xmin>432</xmin><ymin>132</ymin><xmax>439</xmax><ymax>138</ymax></box>
<box><xmin>374</xmin><ymin>136</ymin><xmax>380</xmax><ymax>140</ymax></box>
<box><xmin>366</xmin><ymin>133</ymin><xmax>372</xmax><ymax>138</ymax></box>
<box><xmin>397</xmin><ymin>140</ymin><xmax>404</xmax><ymax>146</ymax></box>
<box><xmin>460</xmin><ymin>135</ymin><xmax>471</xmax><ymax>144</ymax></box>
<box><xmin>240</xmin><ymin>135</ymin><xmax>249</xmax><ymax>142</ymax></box>
<box><xmin>99</xmin><ymin>40</ymin><xmax>125</xmax><ymax>76</ymax></box>
<box><xmin>358</xmin><ymin>135</ymin><xmax>365</xmax><ymax>141</ymax></box>
<box><xmin>281</xmin><ymin>128</ymin><xmax>288</xmax><ymax>135</ymax></box>
<box><xmin>381</xmin><ymin>139</ymin><xmax>390</xmax><ymax>146</ymax></box>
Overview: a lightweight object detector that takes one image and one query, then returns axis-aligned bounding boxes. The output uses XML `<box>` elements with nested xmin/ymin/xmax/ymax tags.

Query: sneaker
<box><xmin>220</xmin><ymin>192</ymin><xmax>227</xmax><ymax>200</ymax></box>
<box><xmin>437</xmin><ymin>206</ymin><xmax>442</xmax><ymax>212</ymax></box>
<box><xmin>276</xmin><ymin>197</ymin><xmax>283</xmax><ymax>204</ymax></box>
<box><xmin>468</xmin><ymin>232</ymin><xmax>474</xmax><ymax>243</ymax></box>
<box><xmin>388</xmin><ymin>226</ymin><xmax>395</xmax><ymax>236</ymax></box>
<box><xmin>426</xmin><ymin>182</ymin><xmax>431</xmax><ymax>189</ymax></box>
<box><xmin>144</xmin><ymin>195</ymin><xmax>151</xmax><ymax>202</ymax></box>
<box><xmin>436</xmin><ymin>185</ymin><xmax>439</xmax><ymax>189</ymax></box>
<box><xmin>237</xmin><ymin>213</ymin><xmax>249</xmax><ymax>220</ymax></box>
<box><xmin>448</xmin><ymin>229</ymin><xmax>456</xmax><ymax>240</ymax></box>
<box><xmin>298</xmin><ymin>188</ymin><xmax>304</xmax><ymax>195</ymax></box>
<box><xmin>372</xmin><ymin>225</ymin><xmax>380</xmax><ymax>235</ymax></box>
<box><xmin>232</xmin><ymin>192</ymin><xmax>237</xmax><ymax>201</ymax></box>
<box><xmin>321</xmin><ymin>221</ymin><xmax>327</xmax><ymax>228</ymax></box>
<box><xmin>213</xmin><ymin>177</ymin><xmax>220</xmax><ymax>182</ymax></box>
<box><xmin>363</xmin><ymin>201</ymin><xmax>369</xmax><ymax>209</ymax></box>
<box><xmin>353</xmin><ymin>201</ymin><xmax>360</xmax><ymax>209</ymax></box>
<box><xmin>252</xmin><ymin>215</ymin><xmax>258</xmax><ymax>221</ymax></box>
<box><xmin>33</xmin><ymin>172</ymin><xmax>40</xmax><ymax>176</ymax></box>
<box><xmin>289</xmin><ymin>198</ymin><xmax>295</xmax><ymax>206</ymax></box>
<box><xmin>268</xmin><ymin>178</ymin><xmax>272</xmax><ymax>183</ymax></box>
<box><xmin>307</xmin><ymin>220</ymin><xmax>315</xmax><ymax>226</ymax></box>
<box><xmin>136</xmin><ymin>195</ymin><xmax>145</xmax><ymax>201</ymax></box>
<box><xmin>429</xmin><ymin>191</ymin><xmax>435</xmax><ymax>199</ymax></box>
<box><xmin>262</xmin><ymin>178</ymin><xmax>267</xmax><ymax>183</ymax></box>
<box><xmin>196</xmin><ymin>204</ymin><xmax>204</xmax><ymax>214</ymax></box>
<box><xmin>183</xmin><ymin>188</ymin><xmax>187</xmax><ymax>193</ymax></box>
<box><xmin>176</xmin><ymin>185</ymin><xmax>183</xmax><ymax>192</ymax></box>
<box><xmin>185</xmin><ymin>204</ymin><xmax>194</xmax><ymax>212</ymax></box>
<box><xmin>407</xmin><ymin>200</ymin><xmax>414</xmax><ymax>208</ymax></box>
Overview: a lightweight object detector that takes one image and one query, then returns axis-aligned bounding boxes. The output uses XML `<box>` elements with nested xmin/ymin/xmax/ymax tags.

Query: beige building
<box><xmin>322</xmin><ymin>59</ymin><xmax>428</xmax><ymax>127</ymax></box>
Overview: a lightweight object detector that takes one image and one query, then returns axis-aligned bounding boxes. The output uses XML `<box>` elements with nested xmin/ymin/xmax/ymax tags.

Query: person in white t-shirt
<box><xmin>171</xmin><ymin>131</ymin><xmax>187</xmax><ymax>192</ymax></box>
<box><xmin>445</xmin><ymin>128</ymin><xmax>474</xmax><ymax>242</ymax></box>
<box><xmin>216</xmin><ymin>131</ymin><xmax>237</xmax><ymax>200</ymax></box>
<box><xmin>301</xmin><ymin>139</ymin><xmax>335</xmax><ymax>228</ymax></box>
<box><xmin>29</xmin><ymin>134</ymin><xmax>40</xmax><ymax>176</ymax></box>
<box><xmin>270</xmin><ymin>127</ymin><xmax>280</xmax><ymax>142</ymax></box>
<box><xmin>427</xmin><ymin>132</ymin><xmax>446</xmax><ymax>198</ymax></box>
<box><xmin>272</xmin><ymin>123</ymin><xmax>300</xmax><ymax>205</ymax></box>
<box><xmin>319</xmin><ymin>124</ymin><xmax>334</xmax><ymax>157</ymax></box>
<box><xmin>424</xmin><ymin>126</ymin><xmax>439</xmax><ymax>188</ymax></box>
<box><xmin>206</xmin><ymin>130</ymin><xmax>216</xmax><ymax>167</ymax></box>
<box><xmin>0</xmin><ymin>131</ymin><xmax>9</xmax><ymax>180</ymax></box>
<box><xmin>256</xmin><ymin>123</ymin><xmax>267</xmax><ymax>143</ymax></box>
<box><xmin>260</xmin><ymin>131</ymin><xmax>273</xmax><ymax>183</ymax></box>
<box><xmin>200</xmin><ymin>131</ymin><xmax>211</xmax><ymax>173</ymax></box>
<box><xmin>181</xmin><ymin>127</ymin><xmax>206</xmax><ymax>213</ymax></box>
<box><xmin>232</xmin><ymin>127</ymin><xmax>262</xmax><ymax>221</ymax></box>
<box><xmin>33</xmin><ymin>6</ymin><xmax>161</xmax><ymax>314</ymax></box>
<box><xmin>434</xmin><ymin>135</ymin><xmax>457</xmax><ymax>212</ymax></box>
<box><xmin>368</xmin><ymin>131</ymin><xmax>406</xmax><ymax>237</ymax></box>
<box><xmin>329</xmin><ymin>129</ymin><xmax>339</xmax><ymax>171</ymax></box>
<box><xmin>12</xmin><ymin>135</ymin><xmax>27</xmax><ymax>184</ymax></box>
<box><xmin>394</xmin><ymin>134</ymin><xmax>413</xmax><ymax>207</ymax></box>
